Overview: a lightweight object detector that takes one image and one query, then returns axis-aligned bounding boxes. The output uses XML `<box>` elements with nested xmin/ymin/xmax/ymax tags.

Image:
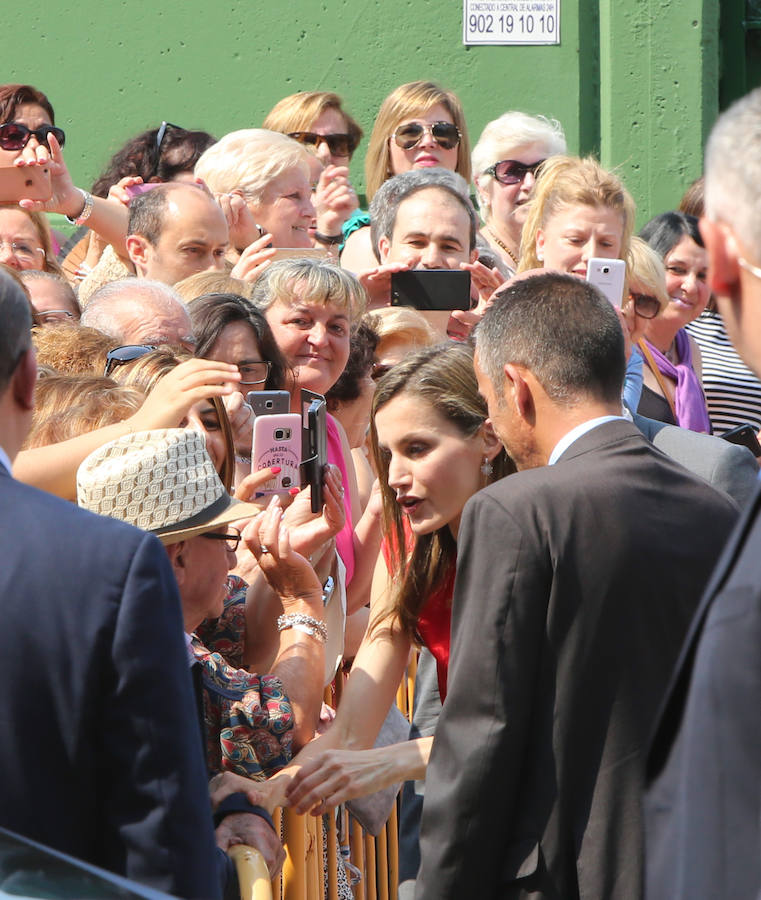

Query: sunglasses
<box><xmin>155</xmin><ymin>121</ymin><xmax>185</xmax><ymax>153</ymax></box>
<box><xmin>288</xmin><ymin>131</ymin><xmax>356</xmax><ymax>158</ymax></box>
<box><xmin>629</xmin><ymin>292</ymin><xmax>661</xmax><ymax>319</ymax></box>
<box><xmin>391</xmin><ymin>121</ymin><xmax>461</xmax><ymax>151</ymax></box>
<box><xmin>484</xmin><ymin>158</ymin><xmax>545</xmax><ymax>185</ymax></box>
<box><xmin>0</xmin><ymin>122</ymin><xmax>66</xmax><ymax>152</ymax></box>
<box><xmin>104</xmin><ymin>344</ymin><xmax>156</xmax><ymax>377</ymax></box>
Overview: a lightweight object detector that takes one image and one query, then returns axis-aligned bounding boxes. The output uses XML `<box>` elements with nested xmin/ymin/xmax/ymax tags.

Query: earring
<box><xmin>481</xmin><ymin>456</ymin><xmax>494</xmax><ymax>477</ymax></box>
<box><xmin>537</xmin><ymin>251</ymin><xmax>544</xmax><ymax>261</ymax></box>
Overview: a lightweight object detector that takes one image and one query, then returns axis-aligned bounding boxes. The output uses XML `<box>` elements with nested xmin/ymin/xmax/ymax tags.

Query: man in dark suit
<box><xmin>645</xmin><ymin>86</ymin><xmax>761</xmax><ymax>899</ymax></box>
<box><xmin>416</xmin><ymin>274</ymin><xmax>738</xmax><ymax>899</ymax></box>
<box><xmin>0</xmin><ymin>271</ymin><xmax>219</xmax><ymax>898</ymax></box>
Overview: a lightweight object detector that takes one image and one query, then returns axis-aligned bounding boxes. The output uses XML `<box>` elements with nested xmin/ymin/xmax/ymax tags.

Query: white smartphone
<box><xmin>251</xmin><ymin>413</ymin><xmax>302</xmax><ymax>494</ymax></box>
<box><xmin>586</xmin><ymin>258</ymin><xmax>626</xmax><ymax>308</ymax></box>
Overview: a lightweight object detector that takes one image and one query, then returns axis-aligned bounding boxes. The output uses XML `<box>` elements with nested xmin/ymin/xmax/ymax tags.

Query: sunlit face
<box><xmin>536</xmin><ymin>203</ymin><xmax>624</xmax><ymax>278</ymax></box>
<box><xmin>660</xmin><ymin>235</ymin><xmax>710</xmax><ymax>327</ymax></box>
<box><xmin>265</xmin><ymin>287</ymin><xmax>350</xmax><ymax>394</ymax></box>
<box><xmin>477</xmin><ymin>142</ymin><xmax>549</xmax><ymax>242</ymax></box>
<box><xmin>178</xmin><ymin>528</ymin><xmax>235</xmax><ymax>631</ymax></box>
<box><xmin>388</xmin><ymin>103</ymin><xmax>460</xmax><ymax>177</ymax></box>
<box><xmin>182</xmin><ymin>400</ymin><xmax>226</xmax><ymax>474</ymax></box>
<box><xmin>251</xmin><ymin>168</ymin><xmax>315</xmax><ymax>248</ymax></box>
<box><xmin>310</xmin><ymin>107</ymin><xmax>352</xmax><ymax>167</ymax></box>
<box><xmin>378</xmin><ymin>188</ymin><xmax>476</xmax><ymax>270</ymax></box>
<box><xmin>0</xmin><ymin>103</ymin><xmax>52</xmax><ymax>167</ymax></box>
<box><xmin>208</xmin><ymin>321</ymin><xmax>267</xmax><ymax>388</ymax></box>
<box><xmin>0</xmin><ymin>208</ymin><xmax>45</xmax><ymax>271</ymax></box>
<box><xmin>136</xmin><ymin>188</ymin><xmax>229</xmax><ymax>286</ymax></box>
<box><xmin>375</xmin><ymin>393</ymin><xmax>486</xmax><ymax>538</ymax></box>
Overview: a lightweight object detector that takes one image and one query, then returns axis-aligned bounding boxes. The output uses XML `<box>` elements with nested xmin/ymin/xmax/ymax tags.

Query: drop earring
<box><xmin>481</xmin><ymin>456</ymin><xmax>494</xmax><ymax>477</ymax></box>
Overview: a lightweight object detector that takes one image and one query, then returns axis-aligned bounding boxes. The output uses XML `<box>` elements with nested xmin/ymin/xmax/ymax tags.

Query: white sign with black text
<box><xmin>463</xmin><ymin>0</ymin><xmax>560</xmax><ymax>45</ymax></box>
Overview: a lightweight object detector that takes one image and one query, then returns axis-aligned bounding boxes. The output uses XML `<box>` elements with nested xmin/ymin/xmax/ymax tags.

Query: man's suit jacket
<box><xmin>644</xmin><ymin>478</ymin><xmax>761</xmax><ymax>899</ymax></box>
<box><xmin>0</xmin><ymin>466</ymin><xmax>220</xmax><ymax>899</ymax></box>
<box><xmin>416</xmin><ymin>420</ymin><xmax>738</xmax><ymax>900</ymax></box>
<box><xmin>633</xmin><ymin>412</ymin><xmax>758</xmax><ymax>508</ymax></box>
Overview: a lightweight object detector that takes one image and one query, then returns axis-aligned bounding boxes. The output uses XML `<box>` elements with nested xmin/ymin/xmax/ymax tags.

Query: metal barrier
<box><xmin>235</xmin><ymin>654</ymin><xmax>419</xmax><ymax>899</ymax></box>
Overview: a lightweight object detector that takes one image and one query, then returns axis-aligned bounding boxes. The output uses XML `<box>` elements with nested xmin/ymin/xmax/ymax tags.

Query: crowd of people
<box><xmin>1</xmin><ymin>76</ymin><xmax>761</xmax><ymax>900</ymax></box>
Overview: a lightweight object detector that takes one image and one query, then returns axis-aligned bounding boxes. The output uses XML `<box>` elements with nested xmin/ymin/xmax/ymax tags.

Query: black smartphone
<box><xmin>301</xmin><ymin>397</ymin><xmax>328</xmax><ymax>513</ymax></box>
<box><xmin>720</xmin><ymin>423</ymin><xmax>761</xmax><ymax>456</ymax></box>
<box><xmin>246</xmin><ymin>390</ymin><xmax>290</xmax><ymax>417</ymax></box>
<box><xmin>390</xmin><ymin>269</ymin><xmax>471</xmax><ymax>311</ymax></box>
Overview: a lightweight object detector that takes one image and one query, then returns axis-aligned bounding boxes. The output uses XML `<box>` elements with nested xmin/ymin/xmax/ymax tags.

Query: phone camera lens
<box><xmin>602</xmin><ymin>266</ymin><xmax>610</xmax><ymax>274</ymax></box>
<box><xmin>282</xmin><ymin>476</ymin><xmax>292</xmax><ymax>487</ymax></box>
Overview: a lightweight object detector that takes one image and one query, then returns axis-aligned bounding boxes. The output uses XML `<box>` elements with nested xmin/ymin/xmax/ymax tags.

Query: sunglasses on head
<box><xmin>0</xmin><ymin>122</ymin><xmax>66</xmax><ymax>152</ymax></box>
<box><xmin>288</xmin><ymin>131</ymin><xmax>356</xmax><ymax>158</ymax></box>
<box><xmin>484</xmin><ymin>158</ymin><xmax>545</xmax><ymax>185</ymax></box>
<box><xmin>629</xmin><ymin>292</ymin><xmax>661</xmax><ymax>319</ymax></box>
<box><xmin>104</xmin><ymin>344</ymin><xmax>156</xmax><ymax>377</ymax></box>
<box><xmin>391</xmin><ymin>121</ymin><xmax>461</xmax><ymax>151</ymax></box>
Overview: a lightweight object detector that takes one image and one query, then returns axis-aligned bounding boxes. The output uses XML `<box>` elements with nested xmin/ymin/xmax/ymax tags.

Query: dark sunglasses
<box><xmin>155</xmin><ymin>121</ymin><xmax>185</xmax><ymax>152</ymax></box>
<box><xmin>201</xmin><ymin>529</ymin><xmax>242</xmax><ymax>552</ymax></box>
<box><xmin>288</xmin><ymin>131</ymin><xmax>356</xmax><ymax>158</ymax></box>
<box><xmin>104</xmin><ymin>344</ymin><xmax>156</xmax><ymax>377</ymax></box>
<box><xmin>391</xmin><ymin>121</ymin><xmax>461</xmax><ymax>151</ymax></box>
<box><xmin>629</xmin><ymin>292</ymin><xmax>661</xmax><ymax>319</ymax></box>
<box><xmin>0</xmin><ymin>122</ymin><xmax>66</xmax><ymax>151</ymax></box>
<box><xmin>484</xmin><ymin>158</ymin><xmax>545</xmax><ymax>185</ymax></box>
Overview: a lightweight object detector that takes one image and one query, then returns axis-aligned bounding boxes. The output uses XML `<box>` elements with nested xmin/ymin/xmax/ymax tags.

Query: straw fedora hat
<box><xmin>77</xmin><ymin>428</ymin><xmax>262</xmax><ymax>544</ymax></box>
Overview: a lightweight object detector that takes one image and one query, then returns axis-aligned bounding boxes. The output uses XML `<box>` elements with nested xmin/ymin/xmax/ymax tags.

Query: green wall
<box><xmin>4</xmin><ymin>0</ymin><xmax>720</xmax><ymax>226</ymax></box>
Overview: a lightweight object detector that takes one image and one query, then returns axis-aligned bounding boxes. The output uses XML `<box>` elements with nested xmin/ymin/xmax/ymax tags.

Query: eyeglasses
<box><xmin>35</xmin><ymin>309</ymin><xmax>74</xmax><ymax>325</ymax></box>
<box><xmin>391</xmin><ymin>121</ymin><xmax>461</xmax><ymax>151</ymax></box>
<box><xmin>484</xmin><ymin>158</ymin><xmax>546</xmax><ymax>185</ymax></box>
<box><xmin>201</xmin><ymin>528</ymin><xmax>242</xmax><ymax>552</ymax></box>
<box><xmin>0</xmin><ymin>240</ymin><xmax>44</xmax><ymax>264</ymax></box>
<box><xmin>104</xmin><ymin>344</ymin><xmax>156</xmax><ymax>377</ymax></box>
<box><xmin>238</xmin><ymin>361</ymin><xmax>271</xmax><ymax>385</ymax></box>
<box><xmin>0</xmin><ymin>122</ymin><xmax>66</xmax><ymax>151</ymax></box>
<box><xmin>629</xmin><ymin>292</ymin><xmax>661</xmax><ymax>319</ymax></box>
<box><xmin>288</xmin><ymin>132</ymin><xmax>356</xmax><ymax>158</ymax></box>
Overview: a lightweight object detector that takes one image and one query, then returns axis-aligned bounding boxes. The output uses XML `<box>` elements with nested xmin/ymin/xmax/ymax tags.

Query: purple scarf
<box><xmin>644</xmin><ymin>330</ymin><xmax>711</xmax><ymax>433</ymax></box>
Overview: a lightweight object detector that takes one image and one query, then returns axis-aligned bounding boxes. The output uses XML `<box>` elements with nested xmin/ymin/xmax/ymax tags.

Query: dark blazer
<box><xmin>416</xmin><ymin>420</ymin><xmax>738</xmax><ymax>900</ymax></box>
<box><xmin>644</xmin><ymin>479</ymin><xmax>761</xmax><ymax>899</ymax></box>
<box><xmin>0</xmin><ymin>466</ymin><xmax>220</xmax><ymax>899</ymax></box>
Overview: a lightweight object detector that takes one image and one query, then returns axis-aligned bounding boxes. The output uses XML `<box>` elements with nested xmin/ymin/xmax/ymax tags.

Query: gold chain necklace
<box><xmin>485</xmin><ymin>226</ymin><xmax>519</xmax><ymax>267</ymax></box>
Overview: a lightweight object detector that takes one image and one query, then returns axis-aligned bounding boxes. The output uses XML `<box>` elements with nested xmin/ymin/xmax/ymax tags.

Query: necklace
<box><xmin>485</xmin><ymin>226</ymin><xmax>519</xmax><ymax>267</ymax></box>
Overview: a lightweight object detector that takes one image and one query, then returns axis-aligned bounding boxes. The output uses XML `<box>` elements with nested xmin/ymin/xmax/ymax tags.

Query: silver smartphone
<box><xmin>586</xmin><ymin>258</ymin><xmax>626</xmax><ymax>308</ymax></box>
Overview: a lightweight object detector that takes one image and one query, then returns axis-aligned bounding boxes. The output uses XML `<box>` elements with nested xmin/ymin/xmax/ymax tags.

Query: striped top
<box><xmin>686</xmin><ymin>310</ymin><xmax>761</xmax><ymax>435</ymax></box>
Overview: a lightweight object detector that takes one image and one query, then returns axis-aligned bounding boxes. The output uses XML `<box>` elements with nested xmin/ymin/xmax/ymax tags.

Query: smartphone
<box><xmin>125</xmin><ymin>183</ymin><xmax>160</xmax><ymax>200</ymax></box>
<box><xmin>721</xmin><ymin>423</ymin><xmax>761</xmax><ymax>457</ymax></box>
<box><xmin>391</xmin><ymin>269</ymin><xmax>471</xmax><ymax>311</ymax></box>
<box><xmin>586</xmin><ymin>258</ymin><xmax>626</xmax><ymax>308</ymax></box>
<box><xmin>251</xmin><ymin>413</ymin><xmax>302</xmax><ymax>494</ymax></box>
<box><xmin>246</xmin><ymin>390</ymin><xmax>290</xmax><ymax>418</ymax></box>
<box><xmin>302</xmin><ymin>397</ymin><xmax>328</xmax><ymax>513</ymax></box>
<box><xmin>0</xmin><ymin>165</ymin><xmax>52</xmax><ymax>202</ymax></box>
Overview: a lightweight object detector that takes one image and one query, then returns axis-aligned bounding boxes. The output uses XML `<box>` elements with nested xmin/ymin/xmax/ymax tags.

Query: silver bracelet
<box><xmin>65</xmin><ymin>188</ymin><xmax>94</xmax><ymax>226</ymax></box>
<box><xmin>277</xmin><ymin>613</ymin><xmax>327</xmax><ymax>644</ymax></box>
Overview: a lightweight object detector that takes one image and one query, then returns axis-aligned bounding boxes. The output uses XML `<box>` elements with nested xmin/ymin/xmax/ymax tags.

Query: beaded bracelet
<box><xmin>277</xmin><ymin>613</ymin><xmax>328</xmax><ymax>644</ymax></box>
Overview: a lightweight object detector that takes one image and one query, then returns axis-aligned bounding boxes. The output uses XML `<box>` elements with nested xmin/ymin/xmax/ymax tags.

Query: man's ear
<box><xmin>504</xmin><ymin>363</ymin><xmax>534</xmax><ymax>422</ymax></box>
<box><xmin>700</xmin><ymin>217</ymin><xmax>741</xmax><ymax>296</ymax></box>
<box><xmin>164</xmin><ymin>540</ymin><xmax>187</xmax><ymax>587</ymax></box>
<box><xmin>125</xmin><ymin>234</ymin><xmax>151</xmax><ymax>275</ymax></box>
<box><xmin>377</xmin><ymin>233</ymin><xmax>391</xmax><ymax>264</ymax></box>
<box><xmin>13</xmin><ymin>348</ymin><xmax>37</xmax><ymax>412</ymax></box>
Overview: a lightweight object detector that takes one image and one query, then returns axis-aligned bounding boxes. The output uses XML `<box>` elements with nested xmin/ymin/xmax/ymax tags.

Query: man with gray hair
<box><xmin>645</xmin><ymin>86</ymin><xmax>761</xmax><ymax>899</ymax></box>
<box><xmin>416</xmin><ymin>273</ymin><xmax>737</xmax><ymax>900</ymax></box>
<box><xmin>81</xmin><ymin>278</ymin><xmax>195</xmax><ymax>350</ymax></box>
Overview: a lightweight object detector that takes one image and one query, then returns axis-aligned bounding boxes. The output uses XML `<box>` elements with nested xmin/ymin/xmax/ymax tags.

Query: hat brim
<box><xmin>156</xmin><ymin>494</ymin><xmax>264</xmax><ymax>545</ymax></box>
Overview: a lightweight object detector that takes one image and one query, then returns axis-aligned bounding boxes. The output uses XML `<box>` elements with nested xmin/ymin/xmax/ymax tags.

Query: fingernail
<box><xmin>289</xmin><ymin>487</ymin><xmax>300</xmax><ymax>495</ymax></box>
<box><xmin>270</xmin><ymin>466</ymin><xmax>281</xmax><ymax>474</ymax></box>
